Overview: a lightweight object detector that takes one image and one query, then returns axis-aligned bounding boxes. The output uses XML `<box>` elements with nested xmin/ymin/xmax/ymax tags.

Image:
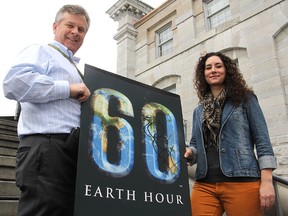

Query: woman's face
<box><xmin>204</xmin><ymin>55</ymin><xmax>226</xmax><ymax>88</ymax></box>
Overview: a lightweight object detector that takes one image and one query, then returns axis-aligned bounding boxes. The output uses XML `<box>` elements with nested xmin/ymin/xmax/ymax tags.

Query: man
<box><xmin>3</xmin><ymin>4</ymin><xmax>91</xmax><ymax>216</ymax></box>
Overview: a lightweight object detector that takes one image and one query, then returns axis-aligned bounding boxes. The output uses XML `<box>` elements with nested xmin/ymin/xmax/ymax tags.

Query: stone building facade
<box><xmin>107</xmin><ymin>0</ymin><xmax>288</xmax><ymax>179</ymax></box>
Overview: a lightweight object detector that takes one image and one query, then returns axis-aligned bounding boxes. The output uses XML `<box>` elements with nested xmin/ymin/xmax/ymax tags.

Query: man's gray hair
<box><xmin>55</xmin><ymin>4</ymin><xmax>90</xmax><ymax>31</ymax></box>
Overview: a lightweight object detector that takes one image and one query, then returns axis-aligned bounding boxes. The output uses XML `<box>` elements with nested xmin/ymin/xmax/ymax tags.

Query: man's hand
<box><xmin>69</xmin><ymin>83</ymin><xmax>91</xmax><ymax>102</ymax></box>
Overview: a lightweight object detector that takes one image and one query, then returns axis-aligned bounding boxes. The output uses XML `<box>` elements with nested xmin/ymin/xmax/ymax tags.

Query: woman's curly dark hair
<box><xmin>194</xmin><ymin>52</ymin><xmax>253</xmax><ymax>106</ymax></box>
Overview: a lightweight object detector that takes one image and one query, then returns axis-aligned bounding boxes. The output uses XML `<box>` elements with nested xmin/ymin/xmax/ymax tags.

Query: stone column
<box><xmin>107</xmin><ymin>0</ymin><xmax>153</xmax><ymax>78</ymax></box>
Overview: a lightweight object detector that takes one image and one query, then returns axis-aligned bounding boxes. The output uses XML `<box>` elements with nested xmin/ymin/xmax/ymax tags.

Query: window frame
<box><xmin>204</xmin><ymin>0</ymin><xmax>231</xmax><ymax>29</ymax></box>
<box><xmin>155</xmin><ymin>22</ymin><xmax>173</xmax><ymax>58</ymax></box>
<box><xmin>162</xmin><ymin>84</ymin><xmax>176</xmax><ymax>94</ymax></box>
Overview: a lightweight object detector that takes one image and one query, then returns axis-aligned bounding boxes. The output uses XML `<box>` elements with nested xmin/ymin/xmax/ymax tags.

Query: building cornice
<box><xmin>106</xmin><ymin>0</ymin><xmax>154</xmax><ymax>21</ymax></box>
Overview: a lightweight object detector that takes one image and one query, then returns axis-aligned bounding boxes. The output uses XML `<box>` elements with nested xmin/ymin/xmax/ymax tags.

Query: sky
<box><xmin>0</xmin><ymin>0</ymin><xmax>166</xmax><ymax>116</ymax></box>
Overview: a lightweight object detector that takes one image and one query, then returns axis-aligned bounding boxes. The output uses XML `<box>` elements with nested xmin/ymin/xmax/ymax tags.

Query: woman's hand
<box><xmin>259</xmin><ymin>169</ymin><xmax>275</xmax><ymax>212</ymax></box>
<box><xmin>184</xmin><ymin>148</ymin><xmax>193</xmax><ymax>165</ymax></box>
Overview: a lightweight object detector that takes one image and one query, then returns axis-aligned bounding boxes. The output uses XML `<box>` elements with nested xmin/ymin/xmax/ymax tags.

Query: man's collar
<box><xmin>50</xmin><ymin>41</ymin><xmax>80</xmax><ymax>63</ymax></box>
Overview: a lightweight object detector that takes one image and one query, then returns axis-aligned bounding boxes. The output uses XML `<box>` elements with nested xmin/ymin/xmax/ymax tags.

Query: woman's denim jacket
<box><xmin>189</xmin><ymin>94</ymin><xmax>277</xmax><ymax>180</ymax></box>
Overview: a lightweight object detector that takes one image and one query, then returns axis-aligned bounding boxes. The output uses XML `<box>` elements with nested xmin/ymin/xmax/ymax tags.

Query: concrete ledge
<box><xmin>0</xmin><ymin>200</ymin><xmax>18</xmax><ymax>216</ymax></box>
<box><xmin>0</xmin><ymin>156</ymin><xmax>16</xmax><ymax>167</ymax></box>
<box><xmin>0</xmin><ymin>181</ymin><xmax>20</xmax><ymax>198</ymax></box>
<box><xmin>0</xmin><ymin>167</ymin><xmax>16</xmax><ymax>181</ymax></box>
<box><xmin>0</xmin><ymin>147</ymin><xmax>17</xmax><ymax>157</ymax></box>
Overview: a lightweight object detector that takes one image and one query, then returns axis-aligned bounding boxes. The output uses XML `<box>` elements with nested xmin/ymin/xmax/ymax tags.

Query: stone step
<box><xmin>0</xmin><ymin>181</ymin><xmax>20</xmax><ymax>198</ymax></box>
<box><xmin>0</xmin><ymin>147</ymin><xmax>17</xmax><ymax>157</ymax></box>
<box><xmin>0</xmin><ymin>200</ymin><xmax>18</xmax><ymax>216</ymax></box>
<box><xmin>0</xmin><ymin>129</ymin><xmax>17</xmax><ymax>137</ymax></box>
<box><xmin>0</xmin><ymin>166</ymin><xmax>16</xmax><ymax>181</ymax></box>
<box><xmin>0</xmin><ymin>156</ymin><xmax>16</xmax><ymax>167</ymax></box>
<box><xmin>0</xmin><ymin>156</ymin><xmax>16</xmax><ymax>181</ymax></box>
<box><xmin>0</xmin><ymin>117</ymin><xmax>18</xmax><ymax>137</ymax></box>
<box><xmin>0</xmin><ymin>118</ymin><xmax>18</xmax><ymax>127</ymax></box>
<box><xmin>0</xmin><ymin>135</ymin><xmax>19</xmax><ymax>145</ymax></box>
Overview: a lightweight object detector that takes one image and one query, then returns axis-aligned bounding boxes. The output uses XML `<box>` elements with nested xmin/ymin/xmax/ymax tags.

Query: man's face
<box><xmin>53</xmin><ymin>12</ymin><xmax>88</xmax><ymax>54</ymax></box>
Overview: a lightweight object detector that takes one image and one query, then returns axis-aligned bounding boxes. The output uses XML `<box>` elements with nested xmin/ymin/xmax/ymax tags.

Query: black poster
<box><xmin>74</xmin><ymin>65</ymin><xmax>192</xmax><ymax>216</ymax></box>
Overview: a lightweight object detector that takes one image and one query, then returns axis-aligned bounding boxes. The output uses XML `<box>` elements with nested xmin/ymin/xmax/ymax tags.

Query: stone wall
<box><xmin>129</xmin><ymin>0</ymin><xmax>288</xmax><ymax>179</ymax></box>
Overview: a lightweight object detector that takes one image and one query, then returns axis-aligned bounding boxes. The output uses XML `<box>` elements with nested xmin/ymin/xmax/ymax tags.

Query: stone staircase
<box><xmin>0</xmin><ymin>117</ymin><xmax>19</xmax><ymax>216</ymax></box>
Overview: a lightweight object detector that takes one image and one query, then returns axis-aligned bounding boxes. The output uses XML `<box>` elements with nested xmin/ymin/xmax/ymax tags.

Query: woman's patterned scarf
<box><xmin>202</xmin><ymin>89</ymin><xmax>226</xmax><ymax>149</ymax></box>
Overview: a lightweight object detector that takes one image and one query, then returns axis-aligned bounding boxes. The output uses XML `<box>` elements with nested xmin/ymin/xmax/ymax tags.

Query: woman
<box><xmin>184</xmin><ymin>52</ymin><xmax>277</xmax><ymax>216</ymax></box>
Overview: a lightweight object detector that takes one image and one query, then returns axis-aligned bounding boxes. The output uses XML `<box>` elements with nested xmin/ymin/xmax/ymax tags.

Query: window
<box><xmin>233</xmin><ymin>58</ymin><xmax>239</xmax><ymax>68</ymax></box>
<box><xmin>156</xmin><ymin>23</ymin><xmax>173</xmax><ymax>57</ymax></box>
<box><xmin>183</xmin><ymin>119</ymin><xmax>188</xmax><ymax>144</ymax></box>
<box><xmin>163</xmin><ymin>84</ymin><xmax>176</xmax><ymax>94</ymax></box>
<box><xmin>205</xmin><ymin>0</ymin><xmax>231</xmax><ymax>29</ymax></box>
